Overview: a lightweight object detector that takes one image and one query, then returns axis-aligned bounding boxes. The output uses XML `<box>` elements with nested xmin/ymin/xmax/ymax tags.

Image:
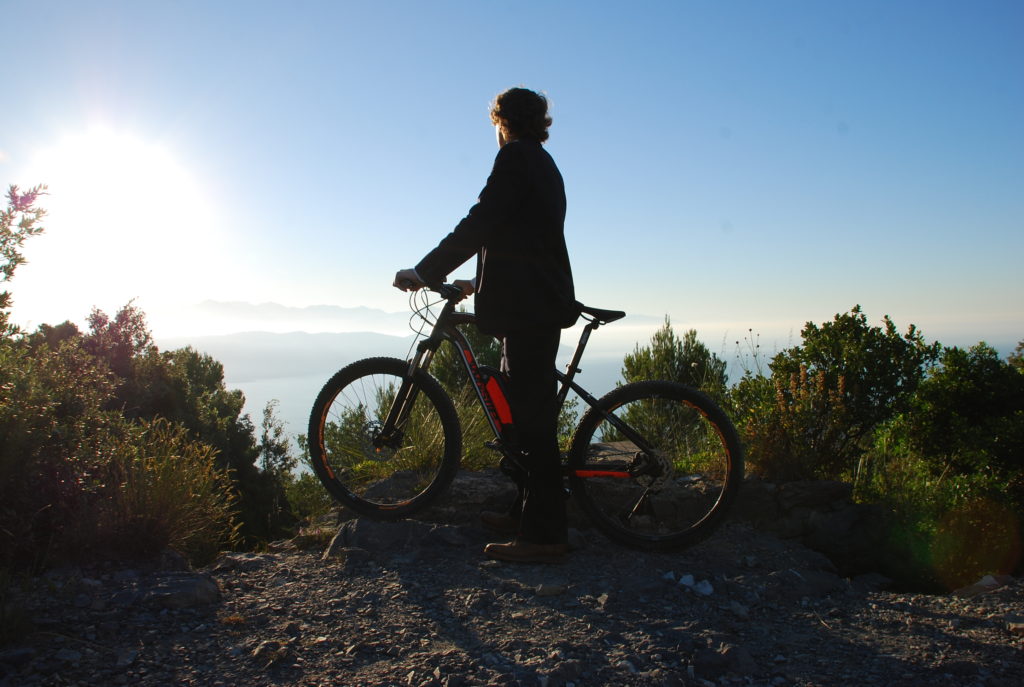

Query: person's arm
<box><xmin>414</xmin><ymin>143</ymin><xmax>526</xmax><ymax>285</ymax></box>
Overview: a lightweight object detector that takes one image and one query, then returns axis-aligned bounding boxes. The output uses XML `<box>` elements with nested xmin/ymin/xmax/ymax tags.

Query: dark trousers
<box><xmin>500</xmin><ymin>328</ymin><xmax>567</xmax><ymax>545</ymax></box>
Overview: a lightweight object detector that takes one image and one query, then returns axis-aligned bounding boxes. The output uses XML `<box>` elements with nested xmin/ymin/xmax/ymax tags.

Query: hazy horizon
<box><xmin>151</xmin><ymin>298</ymin><xmax>1021</xmax><ymax>448</ymax></box>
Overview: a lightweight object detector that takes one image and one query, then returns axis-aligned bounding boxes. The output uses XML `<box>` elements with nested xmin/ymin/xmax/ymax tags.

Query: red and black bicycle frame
<box><xmin>379</xmin><ymin>295</ymin><xmax>656</xmax><ymax>481</ymax></box>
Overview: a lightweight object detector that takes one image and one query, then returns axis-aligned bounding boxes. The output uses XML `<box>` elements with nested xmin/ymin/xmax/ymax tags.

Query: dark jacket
<box><xmin>415</xmin><ymin>139</ymin><xmax>577</xmax><ymax>335</ymax></box>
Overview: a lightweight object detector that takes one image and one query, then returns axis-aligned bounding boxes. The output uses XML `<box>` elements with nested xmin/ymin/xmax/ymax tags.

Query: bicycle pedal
<box><xmin>484</xmin><ymin>441</ymin><xmax>504</xmax><ymax>452</ymax></box>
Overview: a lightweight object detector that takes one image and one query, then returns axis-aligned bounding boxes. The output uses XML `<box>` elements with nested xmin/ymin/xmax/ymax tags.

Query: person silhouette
<box><xmin>394</xmin><ymin>87</ymin><xmax>577</xmax><ymax>563</ymax></box>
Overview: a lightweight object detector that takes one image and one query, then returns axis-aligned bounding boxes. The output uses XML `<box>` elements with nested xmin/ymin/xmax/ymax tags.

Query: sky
<box><xmin>2</xmin><ymin>0</ymin><xmax>1022</xmax><ymax>362</ymax></box>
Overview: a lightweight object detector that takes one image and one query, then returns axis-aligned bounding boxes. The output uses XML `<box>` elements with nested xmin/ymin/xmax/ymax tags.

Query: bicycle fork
<box><xmin>372</xmin><ymin>349</ymin><xmax>436</xmax><ymax>450</ymax></box>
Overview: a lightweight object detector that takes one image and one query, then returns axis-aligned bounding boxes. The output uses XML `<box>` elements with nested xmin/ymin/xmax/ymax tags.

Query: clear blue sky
<box><xmin>3</xmin><ymin>0</ymin><xmax>1021</xmax><ymax>357</ymax></box>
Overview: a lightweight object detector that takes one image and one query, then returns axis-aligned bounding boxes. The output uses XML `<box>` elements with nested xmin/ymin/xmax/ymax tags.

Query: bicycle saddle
<box><xmin>577</xmin><ymin>303</ymin><xmax>626</xmax><ymax>324</ymax></box>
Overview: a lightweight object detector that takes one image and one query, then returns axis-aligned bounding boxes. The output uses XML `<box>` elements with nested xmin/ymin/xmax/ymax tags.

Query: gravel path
<box><xmin>2</xmin><ymin>474</ymin><xmax>1022</xmax><ymax>687</ymax></box>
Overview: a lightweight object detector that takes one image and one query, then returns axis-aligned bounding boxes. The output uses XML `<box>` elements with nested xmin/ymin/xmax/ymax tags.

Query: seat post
<box><xmin>556</xmin><ymin>318</ymin><xmax>599</xmax><ymax>406</ymax></box>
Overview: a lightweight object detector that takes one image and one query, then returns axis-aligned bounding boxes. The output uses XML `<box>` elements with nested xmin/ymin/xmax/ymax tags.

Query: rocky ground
<box><xmin>2</xmin><ymin>471</ymin><xmax>1022</xmax><ymax>687</ymax></box>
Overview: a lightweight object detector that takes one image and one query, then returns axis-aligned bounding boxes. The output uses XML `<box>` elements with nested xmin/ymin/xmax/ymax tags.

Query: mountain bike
<box><xmin>308</xmin><ymin>284</ymin><xmax>743</xmax><ymax>551</ymax></box>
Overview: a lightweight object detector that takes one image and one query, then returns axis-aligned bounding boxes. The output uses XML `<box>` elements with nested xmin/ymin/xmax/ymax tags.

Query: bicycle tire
<box><xmin>308</xmin><ymin>357</ymin><xmax>462</xmax><ymax>520</ymax></box>
<box><xmin>567</xmin><ymin>380</ymin><xmax>744</xmax><ymax>550</ymax></box>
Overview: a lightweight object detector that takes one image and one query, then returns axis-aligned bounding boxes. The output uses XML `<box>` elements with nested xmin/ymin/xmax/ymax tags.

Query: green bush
<box><xmin>622</xmin><ymin>318</ymin><xmax>727</xmax><ymax>398</ymax></box>
<box><xmin>733</xmin><ymin>306</ymin><xmax>939</xmax><ymax>480</ymax></box>
<box><xmin>0</xmin><ymin>337</ymin><xmax>116</xmax><ymax>569</ymax></box>
<box><xmin>904</xmin><ymin>343</ymin><xmax>1024</xmax><ymax>479</ymax></box>
<box><xmin>733</xmin><ymin>366</ymin><xmax>850</xmax><ymax>480</ymax></box>
<box><xmin>854</xmin><ymin>342</ymin><xmax>1024</xmax><ymax>587</ymax></box>
<box><xmin>85</xmin><ymin>419</ymin><xmax>239</xmax><ymax>565</ymax></box>
<box><xmin>0</xmin><ymin>339</ymin><xmax>239</xmax><ymax>567</ymax></box>
<box><xmin>283</xmin><ymin>470</ymin><xmax>334</xmax><ymax>524</ymax></box>
<box><xmin>857</xmin><ymin>435</ymin><xmax>1020</xmax><ymax>590</ymax></box>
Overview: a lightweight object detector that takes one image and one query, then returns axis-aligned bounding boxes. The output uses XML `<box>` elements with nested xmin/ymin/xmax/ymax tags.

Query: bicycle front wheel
<box><xmin>567</xmin><ymin>381</ymin><xmax>744</xmax><ymax>550</ymax></box>
<box><xmin>308</xmin><ymin>357</ymin><xmax>462</xmax><ymax>520</ymax></box>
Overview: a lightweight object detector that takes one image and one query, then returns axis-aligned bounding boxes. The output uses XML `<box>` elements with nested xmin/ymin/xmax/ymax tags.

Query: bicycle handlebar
<box><xmin>398</xmin><ymin>279</ymin><xmax>465</xmax><ymax>301</ymax></box>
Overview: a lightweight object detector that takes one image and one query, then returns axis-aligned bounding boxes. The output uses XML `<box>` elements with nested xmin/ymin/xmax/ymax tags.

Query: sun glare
<box><xmin>14</xmin><ymin>127</ymin><xmax>230</xmax><ymax>332</ymax></box>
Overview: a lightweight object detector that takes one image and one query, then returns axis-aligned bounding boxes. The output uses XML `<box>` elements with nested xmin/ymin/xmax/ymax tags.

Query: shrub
<box><xmin>283</xmin><ymin>470</ymin><xmax>335</xmax><ymax>524</ymax></box>
<box><xmin>83</xmin><ymin>419</ymin><xmax>239</xmax><ymax>566</ymax></box>
<box><xmin>904</xmin><ymin>343</ymin><xmax>1024</xmax><ymax>479</ymax></box>
<box><xmin>734</xmin><ymin>306</ymin><xmax>939</xmax><ymax>480</ymax></box>
<box><xmin>853</xmin><ymin>342</ymin><xmax>1024</xmax><ymax>587</ymax></box>
<box><xmin>622</xmin><ymin>318</ymin><xmax>727</xmax><ymax>398</ymax></box>
<box><xmin>733</xmin><ymin>365</ymin><xmax>851</xmax><ymax>480</ymax></box>
<box><xmin>0</xmin><ymin>337</ymin><xmax>115</xmax><ymax>569</ymax></box>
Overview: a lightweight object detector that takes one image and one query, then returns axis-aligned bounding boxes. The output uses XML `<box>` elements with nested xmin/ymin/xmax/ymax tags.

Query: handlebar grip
<box><xmin>399</xmin><ymin>279</ymin><xmax>462</xmax><ymax>300</ymax></box>
<box><xmin>437</xmin><ymin>283</ymin><xmax>464</xmax><ymax>300</ymax></box>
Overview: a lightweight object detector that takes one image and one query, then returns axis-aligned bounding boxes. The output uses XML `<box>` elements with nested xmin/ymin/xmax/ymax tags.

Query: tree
<box><xmin>1</xmin><ymin>184</ymin><xmax>47</xmax><ymax>334</ymax></box>
<box><xmin>83</xmin><ymin>302</ymin><xmax>153</xmax><ymax>377</ymax></box>
<box><xmin>1009</xmin><ymin>340</ymin><xmax>1024</xmax><ymax>373</ymax></box>
<box><xmin>260</xmin><ymin>399</ymin><xmax>296</xmax><ymax>478</ymax></box>
<box><xmin>621</xmin><ymin>317</ymin><xmax>727</xmax><ymax>397</ymax></box>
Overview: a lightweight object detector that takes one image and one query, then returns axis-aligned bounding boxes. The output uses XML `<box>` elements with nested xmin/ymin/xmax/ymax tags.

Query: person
<box><xmin>394</xmin><ymin>87</ymin><xmax>577</xmax><ymax>564</ymax></box>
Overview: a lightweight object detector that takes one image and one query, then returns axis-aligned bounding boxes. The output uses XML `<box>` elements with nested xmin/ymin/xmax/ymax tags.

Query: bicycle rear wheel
<box><xmin>567</xmin><ymin>380</ymin><xmax>743</xmax><ymax>550</ymax></box>
<box><xmin>308</xmin><ymin>357</ymin><xmax>462</xmax><ymax>519</ymax></box>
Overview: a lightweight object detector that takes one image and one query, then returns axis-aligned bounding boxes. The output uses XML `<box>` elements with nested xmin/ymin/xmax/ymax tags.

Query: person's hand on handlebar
<box><xmin>452</xmin><ymin>279</ymin><xmax>475</xmax><ymax>302</ymax></box>
<box><xmin>393</xmin><ymin>269</ymin><xmax>426</xmax><ymax>292</ymax></box>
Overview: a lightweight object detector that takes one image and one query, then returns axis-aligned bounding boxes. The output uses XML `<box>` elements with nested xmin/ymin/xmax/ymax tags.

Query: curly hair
<box><xmin>490</xmin><ymin>87</ymin><xmax>552</xmax><ymax>143</ymax></box>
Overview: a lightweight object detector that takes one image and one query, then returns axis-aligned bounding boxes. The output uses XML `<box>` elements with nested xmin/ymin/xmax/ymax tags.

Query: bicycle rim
<box><xmin>309</xmin><ymin>358</ymin><xmax>461</xmax><ymax>519</ymax></box>
<box><xmin>568</xmin><ymin>381</ymin><xmax>743</xmax><ymax>550</ymax></box>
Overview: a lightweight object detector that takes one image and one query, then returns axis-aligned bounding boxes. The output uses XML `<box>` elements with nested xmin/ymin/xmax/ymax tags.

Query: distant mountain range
<box><xmin>159</xmin><ymin>330</ymin><xmax>418</xmax><ymax>382</ymax></box>
<box><xmin>182</xmin><ymin>300</ymin><xmax>414</xmax><ymax>337</ymax></box>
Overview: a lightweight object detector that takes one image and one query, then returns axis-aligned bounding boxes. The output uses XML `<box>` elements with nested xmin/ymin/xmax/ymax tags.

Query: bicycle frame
<box><xmin>379</xmin><ymin>288</ymin><xmax>655</xmax><ymax>478</ymax></box>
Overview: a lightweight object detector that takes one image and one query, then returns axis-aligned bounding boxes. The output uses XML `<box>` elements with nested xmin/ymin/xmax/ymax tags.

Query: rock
<box><xmin>321</xmin><ymin>528</ymin><xmax>361</xmax><ymax>561</ymax></box>
<box><xmin>729</xmin><ymin>601</ymin><xmax>750</xmax><ymax>619</ymax></box>
<box><xmin>54</xmin><ymin>648</ymin><xmax>83</xmax><ymax>664</ymax></box>
<box><xmin>331</xmin><ymin>519</ymin><xmax>448</xmax><ymax>557</ymax></box>
<box><xmin>731</xmin><ymin>480</ymin><xmax>781</xmax><ymax>523</ymax></box>
<box><xmin>145</xmin><ymin>572</ymin><xmax>220</xmax><ymax>608</ymax></box>
<box><xmin>850</xmin><ymin>572</ymin><xmax>893</xmax><ymax>593</ymax></box>
<box><xmin>252</xmin><ymin>639</ymin><xmax>291</xmax><ymax>666</ymax></box>
<box><xmin>157</xmin><ymin>548</ymin><xmax>192</xmax><ymax>572</ymax></box>
<box><xmin>721</xmin><ymin>645</ymin><xmax>758</xmax><ymax>676</ymax></box>
<box><xmin>777</xmin><ymin>481</ymin><xmax>852</xmax><ymax>511</ymax></box>
<box><xmin>677</xmin><ymin>575</ymin><xmax>714</xmax><ymax>596</ymax></box>
<box><xmin>115</xmin><ymin>649</ymin><xmax>138</xmax><ymax>668</ymax></box>
<box><xmin>693</xmin><ymin>647</ymin><xmax>730</xmax><ymax>679</ymax></box>
<box><xmin>425</xmin><ymin>524</ymin><xmax>472</xmax><ymax>547</ymax></box>
<box><xmin>953</xmin><ymin>575</ymin><xmax>1015</xmax><ymax>599</ymax></box>
<box><xmin>0</xmin><ymin>647</ymin><xmax>36</xmax><ymax>669</ymax></box>
<box><xmin>535</xmin><ymin>583</ymin><xmax>567</xmax><ymax>597</ymax></box>
<box><xmin>764</xmin><ymin>568</ymin><xmax>846</xmax><ymax>602</ymax></box>
<box><xmin>804</xmin><ymin>503</ymin><xmax>889</xmax><ymax>576</ymax></box>
<box><xmin>693</xmin><ymin>580</ymin><xmax>715</xmax><ymax>596</ymax></box>
<box><xmin>212</xmin><ymin>552</ymin><xmax>274</xmax><ymax>572</ymax></box>
<box><xmin>421</xmin><ymin>469</ymin><xmax>518</xmax><ymax>526</ymax></box>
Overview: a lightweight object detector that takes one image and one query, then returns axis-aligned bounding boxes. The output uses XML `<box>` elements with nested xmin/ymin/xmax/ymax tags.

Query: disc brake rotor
<box><xmin>630</xmin><ymin>449</ymin><xmax>673</xmax><ymax>490</ymax></box>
